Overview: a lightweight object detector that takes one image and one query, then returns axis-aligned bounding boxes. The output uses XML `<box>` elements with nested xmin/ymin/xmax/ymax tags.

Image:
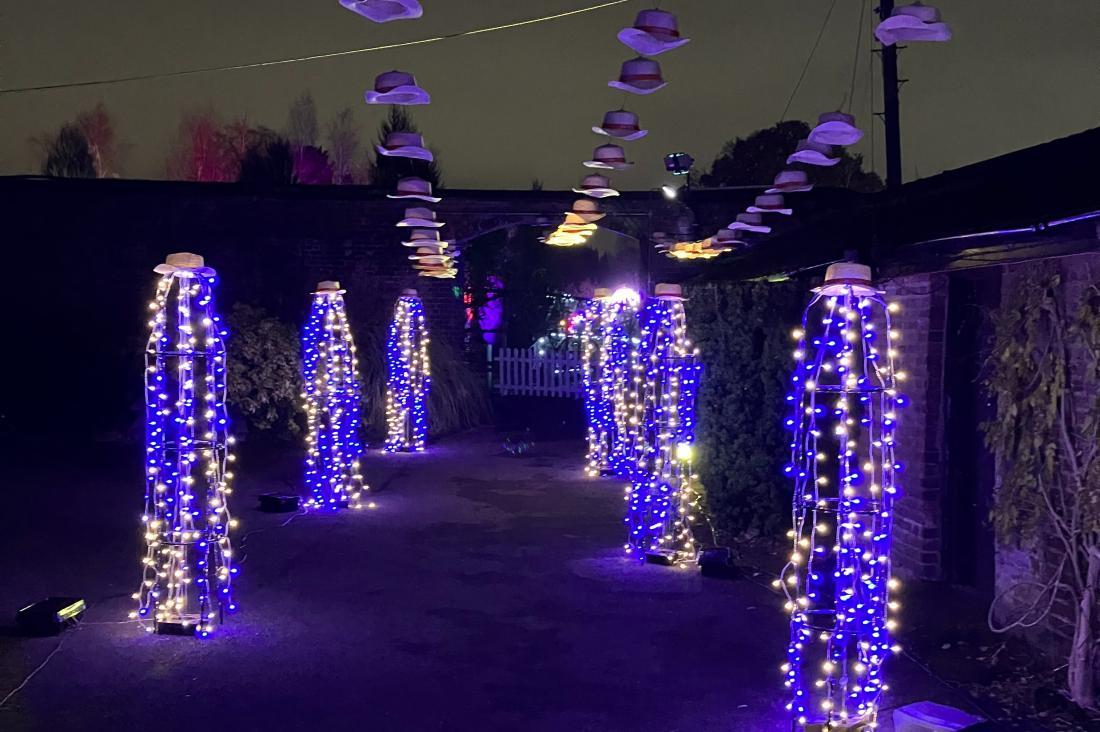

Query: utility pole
<box><xmin>878</xmin><ymin>0</ymin><xmax>903</xmax><ymax>189</ymax></box>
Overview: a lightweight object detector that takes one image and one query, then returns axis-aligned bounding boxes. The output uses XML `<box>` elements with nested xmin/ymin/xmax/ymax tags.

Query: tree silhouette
<box><xmin>41</xmin><ymin>124</ymin><xmax>97</xmax><ymax>178</ymax></box>
<box><xmin>75</xmin><ymin>103</ymin><xmax>118</xmax><ymax>177</ymax></box>
<box><xmin>367</xmin><ymin>107</ymin><xmax>442</xmax><ymax>191</ymax></box>
<box><xmin>238</xmin><ymin>128</ymin><xmax>296</xmax><ymax>185</ymax></box>
<box><xmin>326</xmin><ymin>108</ymin><xmax>361</xmax><ymax>184</ymax></box>
<box><xmin>286</xmin><ymin>91</ymin><xmax>319</xmax><ymax>150</ymax></box>
<box><xmin>701</xmin><ymin>120</ymin><xmax>882</xmax><ymax>193</ymax></box>
<box><xmin>166</xmin><ymin>108</ymin><xmax>237</xmax><ymax>182</ymax></box>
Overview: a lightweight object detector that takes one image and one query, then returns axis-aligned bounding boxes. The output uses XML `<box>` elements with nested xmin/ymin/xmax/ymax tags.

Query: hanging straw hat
<box><xmin>813</xmin><ymin>262</ymin><xmax>884</xmax><ymax>296</ymax></box>
<box><xmin>787</xmin><ymin>139</ymin><xmax>839</xmax><ymax>167</ymax></box>
<box><xmin>714</xmin><ymin>228</ymin><xmax>747</xmax><ymax>247</ymax></box>
<box><xmin>653</xmin><ymin>282</ymin><xmax>687</xmax><ymax>301</ymax></box>
<box><xmin>584</xmin><ymin>144</ymin><xmax>634</xmax><ymax>170</ymax></box>
<box><xmin>747</xmin><ymin>194</ymin><xmax>793</xmax><ymax>216</ymax></box>
<box><xmin>874</xmin><ymin>2</ymin><xmax>952</xmax><ymax>46</ymax></box>
<box><xmin>154</xmin><ymin>252</ymin><xmax>215</xmax><ymax>278</ymax></box>
<box><xmin>727</xmin><ymin>213</ymin><xmax>772</xmax><ymax>234</ymax></box>
<box><xmin>573</xmin><ymin>174</ymin><xmax>620</xmax><ymax>198</ymax></box>
<box><xmin>617</xmin><ymin>9</ymin><xmax>690</xmax><ymax>56</ymax></box>
<box><xmin>314</xmin><ymin>280</ymin><xmax>347</xmax><ymax>294</ymax></box>
<box><xmin>808</xmin><ymin>111</ymin><xmax>863</xmax><ymax>146</ymax></box>
<box><xmin>401</xmin><ymin>229</ymin><xmax>452</xmax><ymax>248</ymax></box>
<box><xmin>388</xmin><ymin>177</ymin><xmax>442</xmax><ymax>203</ymax></box>
<box><xmin>397</xmin><ymin>207</ymin><xmax>444</xmax><ymax>228</ymax></box>
<box><xmin>408</xmin><ymin>247</ymin><xmax>452</xmax><ymax>262</ymax></box>
<box><xmin>608</xmin><ymin>57</ymin><xmax>668</xmax><ymax>95</ymax></box>
<box><xmin>567</xmin><ymin>199</ymin><xmax>605</xmax><ymax>223</ymax></box>
<box><xmin>365</xmin><ymin>70</ymin><xmax>430</xmax><ymax>105</ymax></box>
<box><xmin>339</xmin><ymin>0</ymin><xmax>423</xmax><ymax>23</ymax></box>
<box><xmin>376</xmin><ymin>131</ymin><xmax>433</xmax><ymax>161</ymax></box>
<box><xmin>592</xmin><ymin>109</ymin><xmax>648</xmax><ymax>141</ymax></box>
<box><xmin>767</xmin><ymin>169</ymin><xmax>814</xmax><ymax>194</ymax></box>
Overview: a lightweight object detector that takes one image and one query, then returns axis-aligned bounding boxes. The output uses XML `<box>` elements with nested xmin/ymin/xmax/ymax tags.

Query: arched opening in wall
<box><xmin>460</xmin><ymin>222</ymin><xmax>644</xmax><ymax>353</ymax></box>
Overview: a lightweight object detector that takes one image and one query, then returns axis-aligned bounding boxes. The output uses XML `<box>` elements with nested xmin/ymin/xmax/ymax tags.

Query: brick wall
<box><xmin>883</xmin><ymin>273</ymin><xmax>949</xmax><ymax>581</ymax></box>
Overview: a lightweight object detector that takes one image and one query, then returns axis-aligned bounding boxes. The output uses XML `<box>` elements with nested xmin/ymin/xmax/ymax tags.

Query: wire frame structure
<box><xmin>623</xmin><ymin>288</ymin><xmax>703</xmax><ymax>562</ymax></box>
<box><xmin>384</xmin><ymin>290</ymin><xmax>431</xmax><ymax>452</ymax></box>
<box><xmin>302</xmin><ymin>282</ymin><xmax>367</xmax><ymax>509</ymax></box>
<box><xmin>579</xmin><ymin>287</ymin><xmax>641</xmax><ymax>477</ymax></box>
<box><xmin>778</xmin><ymin>265</ymin><xmax>905</xmax><ymax>729</ymax></box>
<box><xmin>133</xmin><ymin>254</ymin><xmax>236</xmax><ymax>637</ymax></box>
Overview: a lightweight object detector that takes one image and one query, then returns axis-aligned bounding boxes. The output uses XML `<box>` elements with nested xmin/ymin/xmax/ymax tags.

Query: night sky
<box><xmin>3</xmin><ymin>1</ymin><xmax>1098</xmax><ymax>189</ymax></box>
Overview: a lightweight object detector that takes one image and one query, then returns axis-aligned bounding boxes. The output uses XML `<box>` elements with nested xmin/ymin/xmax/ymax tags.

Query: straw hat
<box><xmin>314</xmin><ymin>280</ymin><xmax>347</xmax><ymax>294</ymax></box>
<box><xmin>568</xmin><ymin>199</ymin><xmax>605</xmax><ymax>223</ymax></box>
<box><xmin>617</xmin><ymin>9</ymin><xmax>690</xmax><ymax>55</ymax></box>
<box><xmin>401</xmin><ymin>229</ymin><xmax>452</xmax><ymax>248</ymax></box>
<box><xmin>727</xmin><ymin>213</ymin><xmax>772</xmax><ymax>234</ymax></box>
<box><xmin>814</xmin><ymin>262</ymin><xmax>883</xmax><ymax>296</ymax></box>
<box><xmin>653</xmin><ymin>283</ymin><xmax>686</xmax><ymax>301</ymax></box>
<box><xmin>767</xmin><ymin>169</ymin><xmax>814</xmax><ymax>194</ymax></box>
<box><xmin>401</xmin><ymin>288</ymin><xmax>419</xmax><ymax>297</ymax></box>
<box><xmin>408</xmin><ymin>247</ymin><xmax>452</xmax><ymax>262</ymax></box>
<box><xmin>787</xmin><ymin>139</ymin><xmax>839</xmax><ymax>167</ymax></box>
<box><xmin>584</xmin><ymin>144</ymin><xmax>634</xmax><ymax>170</ymax></box>
<box><xmin>714</xmin><ymin>228</ymin><xmax>747</xmax><ymax>247</ymax></box>
<box><xmin>387</xmin><ymin>177</ymin><xmax>442</xmax><ymax>203</ymax></box>
<box><xmin>609</xmin><ymin>57</ymin><xmax>668</xmax><ymax>95</ymax></box>
<box><xmin>875</xmin><ymin>2</ymin><xmax>952</xmax><ymax>46</ymax></box>
<box><xmin>592</xmin><ymin>109</ymin><xmax>648</xmax><ymax>141</ymax></box>
<box><xmin>339</xmin><ymin>0</ymin><xmax>423</xmax><ymax>23</ymax></box>
<box><xmin>397</xmin><ymin>207</ymin><xmax>444</xmax><ymax>228</ymax></box>
<box><xmin>376</xmin><ymin>131</ymin><xmax>433</xmax><ymax>161</ymax></box>
<box><xmin>808</xmin><ymin>111</ymin><xmax>863</xmax><ymax>146</ymax></box>
<box><xmin>154</xmin><ymin>252</ymin><xmax>215</xmax><ymax>278</ymax></box>
<box><xmin>747</xmin><ymin>194</ymin><xmax>793</xmax><ymax>216</ymax></box>
<box><xmin>573</xmin><ymin>174</ymin><xmax>620</xmax><ymax>199</ymax></box>
<box><xmin>593</xmin><ymin>287</ymin><xmax>612</xmax><ymax>299</ymax></box>
<box><xmin>365</xmin><ymin>70</ymin><xmax>430</xmax><ymax>105</ymax></box>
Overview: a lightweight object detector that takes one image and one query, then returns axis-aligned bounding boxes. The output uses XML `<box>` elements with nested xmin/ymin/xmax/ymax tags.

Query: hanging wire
<box><xmin>0</xmin><ymin>0</ymin><xmax>632</xmax><ymax>95</ymax></box>
<box><xmin>778</xmin><ymin>0</ymin><xmax>839</xmax><ymax>122</ymax></box>
<box><xmin>846</xmin><ymin>0</ymin><xmax>868</xmax><ymax>114</ymax></box>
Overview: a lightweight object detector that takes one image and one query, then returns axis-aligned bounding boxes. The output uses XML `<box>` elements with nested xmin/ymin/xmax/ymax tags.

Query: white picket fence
<box><xmin>493</xmin><ymin>346</ymin><xmax>583</xmax><ymax>398</ymax></box>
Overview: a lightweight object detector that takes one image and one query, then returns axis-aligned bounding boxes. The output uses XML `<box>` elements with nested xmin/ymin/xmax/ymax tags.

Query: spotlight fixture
<box><xmin>661</xmin><ymin>184</ymin><xmax>679</xmax><ymax>200</ymax></box>
<box><xmin>663</xmin><ymin>151</ymin><xmax>694</xmax><ymax>176</ymax></box>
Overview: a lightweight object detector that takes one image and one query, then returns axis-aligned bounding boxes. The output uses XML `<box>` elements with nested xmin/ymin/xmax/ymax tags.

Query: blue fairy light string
<box><xmin>301</xmin><ymin>284</ymin><xmax>368</xmax><ymax>509</ymax></box>
<box><xmin>133</xmin><ymin>257</ymin><xmax>237</xmax><ymax>637</ymax></box>
<box><xmin>778</xmin><ymin>270</ymin><xmax>906</xmax><ymax>727</ymax></box>
<box><xmin>623</xmin><ymin>289</ymin><xmax>703</xmax><ymax>561</ymax></box>
<box><xmin>384</xmin><ymin>291</ymin><xmax>431</xmax><ymax>452</ymax></box>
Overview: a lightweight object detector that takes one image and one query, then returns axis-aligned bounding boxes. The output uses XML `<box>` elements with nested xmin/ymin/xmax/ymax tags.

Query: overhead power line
<box><xmin>1</xmin><ymin>0</ymin><xmax>632</xmax><ymax>95</ymax></box>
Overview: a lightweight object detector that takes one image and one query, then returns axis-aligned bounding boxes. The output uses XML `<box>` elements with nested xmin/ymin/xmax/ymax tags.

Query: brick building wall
<box><xmin>883</xmin><ymin>273</ymin><xmax>949</xmax><ymax>581</ymax></box>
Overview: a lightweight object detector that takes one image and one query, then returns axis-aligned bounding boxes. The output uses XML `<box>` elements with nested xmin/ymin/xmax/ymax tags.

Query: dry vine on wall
<box><xmin>982</xmin><ymin>270</ymin><xmax>1100</xmax><ymax>710</ymax></box>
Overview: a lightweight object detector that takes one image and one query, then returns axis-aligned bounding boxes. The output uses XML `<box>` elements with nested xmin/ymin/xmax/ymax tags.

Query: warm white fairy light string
<box><xmin>133</xmin><ymin>253</ymin><xmax>236</xmax><ymax>636</ymax></box>
<box><xmin>777</xmin><ymin>263</ymin><xmax>906</xmax><ymax>729</ymax></box>
<box><xmin>302</xmin><ymin>282</ymin><xmax>367</xmax><ymax>509</ymax></box>
<box><xmin>384</xmin><ymin>290</ymin><xmax>431</xmax><ymax>452</ymax></box>
<box><xmin>623</xmin><ymin>287</ymin><xmax>703</xmax><ymax>562</ymax></box>
<box><xmin>579</xmin><ymin>287</ymin><xmax>641</xmax><ymax>476</ymax></box>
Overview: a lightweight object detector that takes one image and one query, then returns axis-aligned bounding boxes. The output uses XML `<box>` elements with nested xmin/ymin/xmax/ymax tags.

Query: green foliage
<box><xmin>982</xmin><ymin>270</ymin><xmax>1100</xmax><ymax>542</ymax></box>
<box><xmin>41</xmin><ymin>124</ymin><xmax>97</xmax><ymax>178</ymax></box>
<box><xmin>701</xmin><ymin>120</ymin><xmax>882</xmax><ymax>192</ymax></box>
<box><xmin>226</xmin><ymin>303</ymin><xmax>303</xmax><ymax>437</ymax></box>
<box><xmin>686</xmin><ymin>280</ymin><xmax>804</xmax><ymax>538</ymax></box>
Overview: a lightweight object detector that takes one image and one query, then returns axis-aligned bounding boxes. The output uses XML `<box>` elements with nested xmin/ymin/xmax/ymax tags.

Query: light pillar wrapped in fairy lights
<box><xmin>579</xmin><ymin>287</ymin><xmax>641</xmax><ymax>477</ymax></box>
<box><xmin>133</xmin><ymin>253</ymin><xmax>237</xmax><ymax>637</ymax></box>
<box><xmin>624</xmin><ymin>283</ymin><xmax>703</xmax><ymax>562</ymax></box>
<box><xmin>384</xmin><ymin>289</ymin><xmax>431</xmax><ymax>452</ymax></box>
<box><xmin>778</xmin><ymin>263</ymin><xmax>906</xmax><ymax>730</ymax></box>
<box><xmin>301</xmin><ymin>281</ymin><xmax>367</xmax><ymax>509</ymax></box>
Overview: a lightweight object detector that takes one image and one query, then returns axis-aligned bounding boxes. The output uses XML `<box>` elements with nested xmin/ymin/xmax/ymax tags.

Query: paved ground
<box><xmin>0</xmin><ymin>430</ymin><xmax>958</xmax><ymax>731</ymax></box>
